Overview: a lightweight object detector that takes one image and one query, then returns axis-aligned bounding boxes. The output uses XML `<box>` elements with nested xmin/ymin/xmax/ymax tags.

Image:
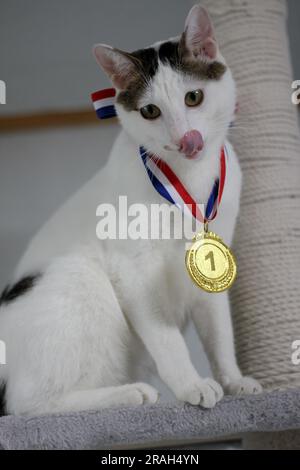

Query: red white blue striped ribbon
<box><xmin>139</xmin><ymin>146</ymin><xmax>227</xmax><ymax>223</ymax></box>
<box><xmin>91</xmin><ymin>88</ymin><xmax>116</xmax><ymax>119</ymax></box>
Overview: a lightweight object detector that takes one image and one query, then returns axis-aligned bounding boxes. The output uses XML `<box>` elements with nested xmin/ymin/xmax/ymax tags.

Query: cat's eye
<box><xmin>140</xmin><ymin>104</ymin><xmax>161</xmax><ymax>120</ymax></box>
<box><xmin>185</xmin><ymin>90</ymin><xmax>204</xmax><ymax>107</ymax></box>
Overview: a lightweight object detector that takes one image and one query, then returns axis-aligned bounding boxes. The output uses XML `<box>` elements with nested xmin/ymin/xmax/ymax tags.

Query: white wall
<box><xmin>0</xmin><ymin>0</ymin><xmax>195</xmax><ymax>115</ymax></box>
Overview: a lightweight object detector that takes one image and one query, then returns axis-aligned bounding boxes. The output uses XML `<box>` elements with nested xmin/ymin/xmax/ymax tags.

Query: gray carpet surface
<box><xmin>0</xmin><ymin>389</ymin><xmax>299</xmax><ymax>450</ymax></box>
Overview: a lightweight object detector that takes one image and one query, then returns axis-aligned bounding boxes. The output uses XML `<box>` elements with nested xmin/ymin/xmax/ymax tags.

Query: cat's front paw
<box><xmin>129</xmin><ymin>382</ymin><xmax>160</xmax><ymax>404</ymax></box>
<box><xmin>224</xmin><ymin>376</ymin><xmax>262</xmax><ymax>396</ymax></box>
<box><xmin>177</xmin><ymin>378</ymin><xmax>224</xmax><ymax>408</ymax></box>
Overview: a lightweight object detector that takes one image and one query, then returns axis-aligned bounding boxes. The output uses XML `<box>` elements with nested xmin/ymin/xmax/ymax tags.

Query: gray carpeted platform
<box><xmin>0</xmin><ymin>389</ymin><xmax>299</xmax><ymax>449</ymax></box>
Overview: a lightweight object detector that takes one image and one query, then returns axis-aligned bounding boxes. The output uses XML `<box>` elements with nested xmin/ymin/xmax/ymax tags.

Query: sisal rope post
<box><xmin>202</xmin><ymin>0</ymin><xmax>300</xmax><ymax>448</ymax></box>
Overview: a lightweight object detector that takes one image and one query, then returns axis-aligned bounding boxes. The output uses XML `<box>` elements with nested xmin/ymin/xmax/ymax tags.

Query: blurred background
<box><xmin>0</xmin><ymin>0</ymin><xmax>300</xmax><ymax>399</ymax></box>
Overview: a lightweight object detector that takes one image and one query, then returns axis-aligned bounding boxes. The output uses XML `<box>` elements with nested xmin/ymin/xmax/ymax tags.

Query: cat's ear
<box><xmin>93</xmin><ymin>44</ymin><xmax>137</xmax><ymax>90</ymax></box>
<box><xmin>182</xmin><ymin>5</ymin><xmax>217</xmax><ymax>60</ymax></box>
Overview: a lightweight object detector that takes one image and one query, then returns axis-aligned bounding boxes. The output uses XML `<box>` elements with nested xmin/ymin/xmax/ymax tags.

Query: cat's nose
<box><xmin>179</xmin><ymin>130</ymin><xmax>204</xmax><ymax>158</ymax></box>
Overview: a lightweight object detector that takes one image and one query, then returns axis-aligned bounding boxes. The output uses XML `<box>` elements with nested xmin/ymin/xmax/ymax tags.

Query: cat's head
<box><xmin>93</xmin><ymin>4</ymin><xmax>235</xmax><ymax>164</ymax></box>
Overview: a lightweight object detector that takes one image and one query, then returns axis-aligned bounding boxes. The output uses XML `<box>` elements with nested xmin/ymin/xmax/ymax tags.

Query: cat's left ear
<box><xmin>181</xmin><ymin>5</ymin><xmax>218</xmax><ymax>60</ymax></box>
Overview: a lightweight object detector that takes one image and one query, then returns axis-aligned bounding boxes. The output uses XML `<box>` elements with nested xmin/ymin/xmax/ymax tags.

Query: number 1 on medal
<box><xmin>205</xmin><ymin>251</ymin><xmax>216</xmax><ymax>271</ymax></box>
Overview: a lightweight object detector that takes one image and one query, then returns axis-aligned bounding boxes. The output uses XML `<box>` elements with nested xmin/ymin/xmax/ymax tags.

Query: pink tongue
<box><xmin>180</xmin><ymin>130</ymin><xmax>204</xmax><ymax>156</ymax></box>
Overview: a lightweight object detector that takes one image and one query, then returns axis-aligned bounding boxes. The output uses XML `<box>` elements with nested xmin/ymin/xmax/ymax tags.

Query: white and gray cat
<box><xmin>0</xmin><ymin>4</ymin><xmax>261</xmax><ymax>416</ymax></box>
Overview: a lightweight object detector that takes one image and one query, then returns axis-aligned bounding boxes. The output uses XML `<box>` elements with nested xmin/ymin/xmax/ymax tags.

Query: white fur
<box><xmin>0</xmin><ymin>7</ymin><xmax>262</xmax><ymax>415</ymax></box>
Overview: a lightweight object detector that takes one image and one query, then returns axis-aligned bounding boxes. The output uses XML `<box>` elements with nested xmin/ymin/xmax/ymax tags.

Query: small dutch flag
<box><xmin>91</xmin><ymin>88</ymin><xmax>117</xmax><ymax>120</ymax></box>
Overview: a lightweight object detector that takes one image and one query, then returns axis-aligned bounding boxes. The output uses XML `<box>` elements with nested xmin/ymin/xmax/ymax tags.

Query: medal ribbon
<box><xmin>91</xmin><ymin>88</ymin><xmax>227</xmax><ymax>223</ymax></box>
<box><xmin>139</xmin><ymin>146</ymin><xmax>227</xmax><ymax>224</ymax></box>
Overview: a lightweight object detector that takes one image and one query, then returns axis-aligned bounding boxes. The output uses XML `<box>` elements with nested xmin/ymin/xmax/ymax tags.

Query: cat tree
<box><xmin>0</xmin><ymin>0</ymin><xmax>299</xmax><ymax>450</ymax></box>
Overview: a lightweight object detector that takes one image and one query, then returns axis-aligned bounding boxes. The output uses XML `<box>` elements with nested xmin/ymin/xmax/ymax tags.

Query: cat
<box><xmin>0</xmin><ymin>4</ymin><xmax>261</xmax><ymax>416</ymax></box>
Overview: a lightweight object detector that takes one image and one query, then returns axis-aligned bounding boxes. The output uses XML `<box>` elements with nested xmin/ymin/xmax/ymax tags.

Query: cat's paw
<box><xmin>126</xmin><ymin>382</ymin><xmax>160</xmax><ymax>405</ymax></box>
<box><xmin>177</xmin><ymin>378</ymin><xmax>224</xmax><ymax>408</ymax></box>
<box><xmin>224</xmin><ymin>376</ymin><xmax>262</xmax><ymax>396</ymax></box>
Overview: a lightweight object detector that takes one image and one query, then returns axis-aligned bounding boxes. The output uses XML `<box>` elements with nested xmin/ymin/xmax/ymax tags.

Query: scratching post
<box><xmin>202</xmin><ymin>0</ymin><xmax>300</xmax><ymax>448</ymax></box>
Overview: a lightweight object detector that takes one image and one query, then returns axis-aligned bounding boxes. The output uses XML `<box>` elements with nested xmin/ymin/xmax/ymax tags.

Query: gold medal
<box><xmin>185</xmin><ymin>228</ymin><xmax>237</xmax><ymax>293</ymax></box>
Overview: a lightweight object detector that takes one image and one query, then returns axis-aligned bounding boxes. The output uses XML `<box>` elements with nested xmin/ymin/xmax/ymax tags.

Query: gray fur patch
<box><xmin>116</xmin><ymin>39</ymin><xmax>226</xmax><ymax>112</ymax></box>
